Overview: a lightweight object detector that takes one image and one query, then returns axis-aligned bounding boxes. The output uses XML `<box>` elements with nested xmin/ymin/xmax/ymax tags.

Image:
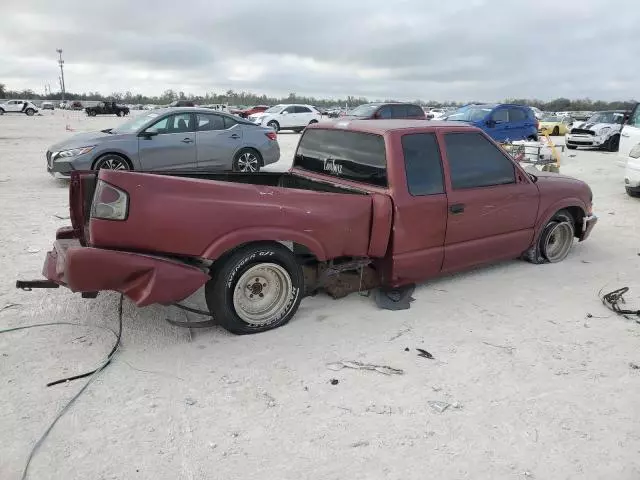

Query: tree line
<box><xmin>0</xmin><ymin>83</ymin><xmax>636</xmax><ymax>111</ymax></box>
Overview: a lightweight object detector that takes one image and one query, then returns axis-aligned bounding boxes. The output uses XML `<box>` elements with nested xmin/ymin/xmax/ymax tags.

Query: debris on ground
<box><xmin>185</xmin><ymin>397</ymin><xmax>197</xmax><ymax>406</ymax></box>
<box><xmin>351</xmin><ymin>440</ymin><xmax>370</xmax><ymax>448</ymax></box>
<box><xmin>374</xmin><ymin>285</ymin><xmax>415</xmax><ymax>310</ymax></box>
<box><xmin>482</xmin><ymin>341</ymin><xmax>515</xmax><ymax>354</ymax></box>
<box><xmin>416</xmin><ymin>348</ymin><xmax>434</xmax><ymax>359</ymax></box>
<box><xmin>428</xmin><ymin>401</ymin><xmax>451</xmax><ymax>413</ymax></box>
<box><xmin>330</xmin><ymin>378</ymin><xmax>339</xmax><ymax>385</ymax></box>
<box><xmin>630</xmin><ymin>363</ymin><xmax>640</xmax><ymax>370</ymax></box>
<box><xmin>0</xmin><ymin>303</ymin><xmax>20</xmax><ymax>312</ymax></box>
<box><xmin>432</xmin><ymin>385</ymin><xmax>442</xmax><ymax>392</ymax></box>
<box><xmin>404</xmin><ymin>347</ymin><xmax>410</xmax><ymax>352</ymax></box>
<box><xmin>327</xmin><ymin>360</ymin><xmax>404</xmax><ymax>376</ymax></box>
<box><xmin>366</xmin><ymin>404</ymin><xmax>392</xmax><ymax>415</ymax></box>
<box><xmin>53</xmin><ymin>214</ymin><xmax>70</xmax><ymax>220</ymax></box>
<box><xmin>26</xmin><ymin>247</ymin><xmax>40</xmax><ymax>254</ymax></box>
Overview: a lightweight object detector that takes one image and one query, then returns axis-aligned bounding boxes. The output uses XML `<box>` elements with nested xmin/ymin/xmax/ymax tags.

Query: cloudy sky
<box><xmin>2</xmin><ymin>0</ymin><xmax>639</xmax><ymax>101</ymax></box>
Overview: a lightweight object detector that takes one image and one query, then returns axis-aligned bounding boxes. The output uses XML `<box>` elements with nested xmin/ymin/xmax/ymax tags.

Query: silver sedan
<box><xmin>46</xmin><ymin>107</ymin><xmax>280</xmax><ymax>177</ymax></box>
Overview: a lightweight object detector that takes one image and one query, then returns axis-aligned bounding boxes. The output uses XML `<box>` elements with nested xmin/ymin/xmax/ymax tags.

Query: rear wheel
<box><xmin>88</xmin><ymin>110</ymin><xmax>97</xmax><ymax>117</ymax></box>
<box><xmin>116</xmin><ymin>111</ymin><xmax>123</xmax><ymax>117</ymax></box>
<box><xmin>524</xmin><ymin>210</ymin><xmax>575</xmax><ymax>264</ymax></box>
<box><xmin>552</xmin><ymin>126</ymin><xmax>559</xmax><ymax>136</ymax></box>
<box><xmin>93</xmin><ymin>154</ymin><xmax>131</xmax><ymax>171</ymax></box>
<box><xmin>25</xmin><ymin>108</ymin><xmax>35</xmax><ymax>116</ymax></box>
<box><xmin>233</xmin><ymin>148</ymin><xmax>261</xmax><ymax>173</ymax></box>
<box><xmin>205</xmin><ymin>243</ymin><xmax>303</xmax><ymax>334</ymax></box>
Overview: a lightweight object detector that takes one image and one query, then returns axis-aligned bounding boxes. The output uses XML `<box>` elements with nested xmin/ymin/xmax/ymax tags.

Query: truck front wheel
<box><xmin>524</xmin><ymin>209</ymin><xmax>575</xmax><ymax>264</ymax></box>
<box><xmin>205</xmin><ymin>242</ymin><xmax>303</xmax><ymax>334</ymax></box>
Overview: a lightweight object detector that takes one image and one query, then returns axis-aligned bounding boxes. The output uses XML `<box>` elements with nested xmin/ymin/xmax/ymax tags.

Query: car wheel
<box><xmin>0</xmin><ymin>108</ymin><xmax>4</xmax><ymax>115</ymax></box>
<box><xmin>88</xmin><ymin>111</ymin><xmax>97</xmax><ymax>117</ymax></box>
<box><xmin>267</xmin><ymin>120</ymin><xmax>279</xmax><ymax>132</ymax></box>
<box><xmin>567</xmin><ymin>145</ymin><xmax>577</xmax><ymax>150</ymax></box>
<box><xmin>25</xmin><ymin>108</ymin><xmax>35</xmax><ymax>116</ymax></box>
<box><xmin>605</xmin><ymin>134</ymin><xmax>620</xmax><ymax>152</ymax></box>
<box><xmin>552</xmin><ymin>126</ymin><xmax>559</xmax><ymax>136</ymax></box>
<box><xmin>524</xmin><ymin>210</ymin><xmax>575</xmax><ymax>264</ymax></box>
<box><xmin>205</xmin><ymin>242</ymin><xmax>303</xmax><ymax>335</ymax></box>
<box><xmin>116</xmin><ymin>111</ymin><xmax>123</xmax><ymax>117</ymax></box>
<box><xmin>233</xmin><ymin>148</ymin><xmax>262</xmax><ymax>173</ymax></box>
<box><xmin>626</xmin><ymin>186</ymin><xmax>640</xmax><ymax>198</ymax></box>
<box><xmin>93</xmin><ymin>154</ymin><xmax>131</xmax><ymax>171</ymax></box>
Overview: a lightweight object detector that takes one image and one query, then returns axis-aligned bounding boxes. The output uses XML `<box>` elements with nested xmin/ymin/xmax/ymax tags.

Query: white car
<box><xmin>0</xmin><ymin>99</ymin><xmax>38</xmax><ymax>116</ymax></box>
<box><xmin>619</xmin><ymin>104</ymin><xmax>640</xmax><ymax>197</ymax></box>
<box><xmin>565</xmin><ymin>110</ymin><xmax>626</xmax><ymax>152</ymax></box>
<box><xmin>428</xmin><ymin>108</ymin><xmax>447</xmax><ymax>120</ymax></box>
<box><xmin>249</xmin><ymin>104</ymin><xmax>321</xmax><ymax>132</ymax></box>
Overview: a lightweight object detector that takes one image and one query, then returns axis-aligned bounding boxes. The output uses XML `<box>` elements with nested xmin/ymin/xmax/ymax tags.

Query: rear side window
<box><xmin>408</xmin><ymin>105</ymin><xmax>425</xmax><ymax>118</ymax></box>
<box><xmin>294</xmin><ymin>106</ymin><xmax>312</xmax><ymax>113</ymax></box>
<box><xmin>294</xmin><ymin>129</ymin><xmax>387</xmax><ymax>187</ymax></box>
<box><xmin>223</xmin><ymin>116</ymin><xmax>237</xmax><ymax>129</ymax></box>
<box><xmin>509</xmin><ymin>108</ymin><xmax>527</xmax><ymax>121</ymax></box>
<box><xmin>378</xmin><ymin>106</ymin><xmax>392</xmax><ymax>119</ymax></box>
<box><xmin>444</xmin><ymin>133</ymin><xmax>515</xmax><ymax>189</ymax></box>
<box><xmin>401</xmin><ymin>133</ymin><xmax>444</xmax><ymax>195</ymax></box>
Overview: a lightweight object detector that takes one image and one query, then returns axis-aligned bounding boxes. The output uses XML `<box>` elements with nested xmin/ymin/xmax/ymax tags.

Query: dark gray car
<box><xmin>46</xmin><ymin>107</ymin><xmax>280</xmax><ymax>177</ymax></box>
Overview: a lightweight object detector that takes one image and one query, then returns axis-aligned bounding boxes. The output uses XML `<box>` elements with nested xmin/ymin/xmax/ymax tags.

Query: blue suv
<box><xmin>445</xmin><ymin>104</ymin><xmax>538</xmax><ymax>142</ymax></box>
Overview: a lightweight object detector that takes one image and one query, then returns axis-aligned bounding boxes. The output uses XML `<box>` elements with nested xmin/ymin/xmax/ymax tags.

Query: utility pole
<box><xmin>56</xmin><ymin>49</ymin><xmax>65</xmax><ymax>102</ymax></box>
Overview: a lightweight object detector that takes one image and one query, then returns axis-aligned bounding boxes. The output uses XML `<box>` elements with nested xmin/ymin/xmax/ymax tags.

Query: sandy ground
<box><xmin>1</xmin><ymin>110</ymin><xmax>640</xmax><ymax>480</ymax></box>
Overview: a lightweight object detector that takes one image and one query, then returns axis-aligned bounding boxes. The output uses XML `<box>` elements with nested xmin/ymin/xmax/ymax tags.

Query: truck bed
<box><xmin>86</xmin><ymin>170</ymin><xmax>392</xmax><ymax>261</ymax></box>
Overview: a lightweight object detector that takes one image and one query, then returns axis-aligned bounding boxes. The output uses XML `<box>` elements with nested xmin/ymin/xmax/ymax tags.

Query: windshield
<box><xmin>586</xmin><ymin>111</ymin><xmax>624</xmax><ymax>124</ymax></box>
<box><xmin>347</xmin><ymin>104</ymin><xmax>380</xmax><ymax>117</ymax></box>
<box><xmin>111</xmin><ymin>113</ymin><xmax>159</xmax><ymax>133</ymax></box>
<box><xmin>541</xmin><ymin>116</ymin><xmax>560</xmax><ymax>122</ymax></box>
<box><xmin>446</xmin><ymin>106</ymin><xmax>492</xmax><ymax>122</ymax></box>
<box><xmin>264</xmin><ymin>105</ymin><xmax>284</xmax><ymax>113</ymax></box>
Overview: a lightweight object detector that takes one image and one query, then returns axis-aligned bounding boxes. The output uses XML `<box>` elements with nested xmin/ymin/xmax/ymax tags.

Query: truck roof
<box><xmin>313</xmin><ymin>119</ymin><xmax>479</xmax><ymax>135</ymax></box>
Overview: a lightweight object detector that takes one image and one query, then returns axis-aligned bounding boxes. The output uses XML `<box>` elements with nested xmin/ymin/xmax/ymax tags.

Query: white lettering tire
<box><xmin>205</xmin><ymin>242</ymin><xmax>303</xmax><ymax>334</ymax></box>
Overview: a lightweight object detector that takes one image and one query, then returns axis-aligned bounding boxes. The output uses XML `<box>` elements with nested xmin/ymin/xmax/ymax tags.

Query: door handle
<box><xmin>230</xmin><ymin>134</ymin><xmax>240</xmax><ymax>139</ymax></box>
<box><xmin>449</xmin><ymin>203</ymin><xmax>465</xmax><ymax>214</ymax></box>
<box><xmin>181</xmin><ymin>138</ymin><xmax>193</xmax><ymax>143</ymax></box>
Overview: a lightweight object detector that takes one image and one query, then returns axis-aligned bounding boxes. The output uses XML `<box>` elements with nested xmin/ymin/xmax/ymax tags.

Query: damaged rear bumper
<box><xmin>40</xmin><ymin>229</ymin><xmax>210</xmax><ymax>306</ymax></box>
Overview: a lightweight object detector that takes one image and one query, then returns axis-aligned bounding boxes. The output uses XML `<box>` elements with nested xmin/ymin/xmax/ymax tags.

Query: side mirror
<box><xmin>281</xmin><ymin>111</ymin><xmax>289</xmax><ymax>115</ymax></box>
<box><xmin>139</xmin><ymin>130</ymin><xmax>158</xmax><ymax>139</ymax></box>
<box><xmin>486</xmin><ymin>119</ymin><xmax>496</xmax><ymax>127</ymax></box>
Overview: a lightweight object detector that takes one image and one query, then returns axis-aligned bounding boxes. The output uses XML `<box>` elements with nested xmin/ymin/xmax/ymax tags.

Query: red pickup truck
<box><xmin>23</xmin><ymin>120</ymin><xmax>597</xmax><ymax>334</ymax></box>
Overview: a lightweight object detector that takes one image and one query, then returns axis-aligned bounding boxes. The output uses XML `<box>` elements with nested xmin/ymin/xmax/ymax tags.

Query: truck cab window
<box><xmin>444</xmin><ymin>132</ymin><xmax>515</xmax><ymax>189</ymax></box>
<box><xmin>401</xmin><ymin>133</ymin><xmax>444</xmax><ymax>195</ymax></box>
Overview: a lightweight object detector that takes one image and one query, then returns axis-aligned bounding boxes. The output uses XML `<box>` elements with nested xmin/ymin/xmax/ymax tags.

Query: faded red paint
<box><xmin>40</xmin><ymin>120</ymin><xmax>596</xmax><ymax>306</ymax></box>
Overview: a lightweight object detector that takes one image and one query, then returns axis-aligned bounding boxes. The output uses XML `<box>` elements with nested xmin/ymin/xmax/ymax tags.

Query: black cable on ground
<box><xmin>18</xmin><ymin>294</ymin><xmax>124</xmax><ymax>480</ymax></box>
<box><xmin>599</xmin><ymin>286</ymin><xmax>640</xmax><ymax>323</ymax></box>
<box><xmin>165</xmin><ymin>302</ymin><xmax>217</xmax><ymax>328</ymax></box>
<box><xmin>173</xmin><ymin>302</ymin><xmax>212</xmax><ymax>317</ymax></box>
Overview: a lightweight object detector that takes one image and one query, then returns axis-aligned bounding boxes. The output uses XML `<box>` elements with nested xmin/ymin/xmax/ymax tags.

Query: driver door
<box><xmin>279</xmin><ymin>105</ymin><xmax>297</xmax><ymax>128</ymax></box>
<box><xmin>486</xmin><ymin>108</ymin><xmax>510</xmax><ymax>142</ymax></box>
<box><xmin>137</xmin><ymin>113</ymin><xmax>197</xmax><ymax>170</ymax></box>
<box><xmin>6</xmin><ymin>100</ymin><xmax>22</xmax><ymax>112</ymax></box>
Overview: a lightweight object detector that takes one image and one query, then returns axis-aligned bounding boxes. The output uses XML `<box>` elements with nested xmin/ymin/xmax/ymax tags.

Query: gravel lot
<box><xmin>1</xmin><ymin>111</ymin><xmax>639</xmax><ymax>480</ymax></box>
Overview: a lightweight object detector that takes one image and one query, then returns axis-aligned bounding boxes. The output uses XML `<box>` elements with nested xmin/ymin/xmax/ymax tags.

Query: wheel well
<box><xmin>92</xmin><ymin>152</ymin><xmax>133</xmax><ymax>170</ymax></box>
<box><xmin>563</xmin><ymin>206</ymin><xmax>585</xmax><ymax>236</ymax></box>
<box><xmin>209</xmin><ymin>241</ymin><xmax>319</xmax><ymax>271</ymax></box>
<box><xmin>267</xmin><ymin>119</ymin><xmax>279</xmax><ymax>127</ymax></box>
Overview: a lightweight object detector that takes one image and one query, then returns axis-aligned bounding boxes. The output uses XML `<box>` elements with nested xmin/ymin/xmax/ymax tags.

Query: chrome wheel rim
<box><xmin>232</xmin><ymin>263</ymin><xmax>292</xmax><ymax>326</ymax></box>
<box><xmin>98</xmin><ymin>158</ymin><xmax>128</xmax><ymax>170</ymax></box>
<box><xmin>268</xmin><ymin>122</ymin><xmax>278</xmax><ymax>131</ymax></box>
<box><xmin>544</xmin><ymin>222</ymin><xmax>573</xmax><ymax>262</ymax></box>
<box><xmin>237</xmin><ymin>152</ymin><xmax>259</xmax><ymax>172</ymax></box>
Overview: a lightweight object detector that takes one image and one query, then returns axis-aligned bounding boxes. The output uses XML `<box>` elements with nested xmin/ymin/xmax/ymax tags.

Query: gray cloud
<box><xmin>1</xmin><ymin>0</ymin><xmax>639</xmax><ymax>101</ymax></box>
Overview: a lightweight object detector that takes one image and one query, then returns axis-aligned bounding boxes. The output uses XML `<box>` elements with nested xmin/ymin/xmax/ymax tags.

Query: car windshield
<box><xmin>347</xmin><ymin>104</ymin><xmax>380</xmax><ymax>117</ymax></box>
<box><xmin>111</xmin><ymin>113</ymin><xmax>159</xmax><ymax>133</ymax></box>
<box><xmin>446</xmin><ymin>106</ymin><xmax>493</xmax><ymax>122</ymax></box>
<box><xmin>541</xmin><ymin>116</ymin><xmax>560</xmax><ymax>122</ymax></box>
<box><xmin>586</xmin><ymin>111</ymin><xmax>624</xmax><ymax>124</ymax></box>
<box><xmin>264</xmin><ymin>105</ymin><xmax>284</xmax><ymax>113</ymax></box>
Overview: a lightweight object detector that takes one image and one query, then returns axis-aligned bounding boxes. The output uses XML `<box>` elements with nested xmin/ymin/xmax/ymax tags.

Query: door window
<box><xmin>223</xmin><ymin>116</ymin><xmax>237</xmax><ymax>129</ymax></box>
<box><xmin>197</xmin><ymin>114</ymin><xmax>225</xmax><ymax>131</ymax></box>
<box><xmin>491</xmin><ymin>109</ymin><xmax>509</xmax><ymax>123</ymax></box>
<box><xmin>294</xmin><ymin>106</ymin><xmax>312</xmax><ymax>113</ymax></box>
<box><xmin>401</xmin><ymin>133</ymin><xmax>444</xmax><ymax>195</ymax></box>
<box><xmin>407</xmin><ymin>105</ymin><xmax>425</xmax><ymax>117</ymax></box>
<box><xmin>444</xmin><ymin>132</ymin><xmax>515</xmax><ymax>189</ymax></box>
<box><xmin>508</xmin><ymin>108</ymin><xmax>527</xmax><ymax>122</ymax></box>
<box><xmin>145</xmin><ymin>113</ymin><xmax>194</xmax><ymax>134</ymax></box>
<box><xmin>391</xmin><ymin>104</ymin><xmax>409</xmax><ymax>118</ymax></box>
<box><xmin>378</xmin><ymin>106</ymin><xmax>392</xmax><ymax>119</ymax></box>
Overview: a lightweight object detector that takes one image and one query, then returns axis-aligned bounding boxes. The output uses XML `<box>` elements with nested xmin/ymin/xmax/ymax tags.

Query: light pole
<box><xmin>56</xmin><ymin>49</ymin><xmax>66</xmax><ymax>102</ymax></box>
